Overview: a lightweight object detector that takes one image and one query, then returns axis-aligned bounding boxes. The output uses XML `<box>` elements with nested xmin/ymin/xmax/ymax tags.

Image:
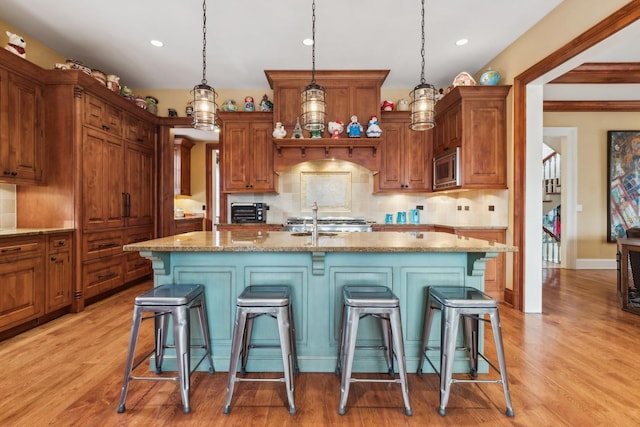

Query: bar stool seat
<box><xmin>223</xmin><ymin>285</ymin><xmax>298</xmax><ymax>415</ymax></box>
<box><xmin>335</xmin><ymin>285</ymin><xmax>412</xmax><ymax>416</ymax></box>
<box><xmin>117</xmin><ymin>284</ymin><xmax>214</xmax><ymax>414</ymax></box>
<box><xmin>417</xmin><ymin>286</ymin><xmax>514</xmax><ymax>417</ymax></box>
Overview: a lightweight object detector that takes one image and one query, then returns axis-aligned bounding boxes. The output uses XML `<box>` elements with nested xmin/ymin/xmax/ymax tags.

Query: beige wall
<box><xmin>544</xmin><ymin>111</ymin><xmax>640</xmax><ymax>259</ymax></box>
<box><xmin>0</xmin><ymin>18</ymin><xmax>65</xmax><ymax>68</ymax></box>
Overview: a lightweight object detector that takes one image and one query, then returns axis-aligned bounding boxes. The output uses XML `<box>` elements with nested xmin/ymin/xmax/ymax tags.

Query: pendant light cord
<box><xmin>201</xmin><ymin>0</ymin><xmax>208</xmax><ymax>85</ymax></box>
<box><xmin>420</xmin><ymin>0</ymin><xmax>426</xmax><ymax>85</ymax></box>
<box><xmin>311</xmin><ymin>0</ymin><xmax>317</xmax><ymax>84</ymax></box>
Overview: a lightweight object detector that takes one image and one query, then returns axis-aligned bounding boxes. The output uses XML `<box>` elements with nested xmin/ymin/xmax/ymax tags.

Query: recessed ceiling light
<box><xmin>302</xmin><ymin>38</ymin><xmax>314</xmax><ymax>46</ymax></box>
<box><xmin>455</xmin><ymin>38</ymin><xmax>469</xmax><ymax>46</ymax></box>
<box><xmin>150</xmin><ymin>39</ymin><xmax>164</xmax><ymax>47</ymax></box>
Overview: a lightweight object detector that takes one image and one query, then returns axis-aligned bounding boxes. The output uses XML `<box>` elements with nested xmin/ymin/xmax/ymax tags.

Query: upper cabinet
<box><xmin>374</xmin><ymin>111</ymin><xmax>432</xmax><ymax>192</ymax></box>
<box><xmin>219</xmin><ymin>112</ymin><xmax>277</xmax><ymax>193</ymax></box>
<box><xmin>174</xmin><ymin>137</ymin><xmax>195</xmax><ymax>196</ymax></box>
<box><xmin>0</xmin><ymin>50</ymin><xmax>45</xmax><ymax>185</ymax></box>
<box><xmin>434</xmin><ymin>85</ymin><xmax>511</xmax><ymax>190</ymax></box>
<box><xmin>265</xmin><ymin>70</ymin><xmax>387</xmax><ymax>172</ymax></box>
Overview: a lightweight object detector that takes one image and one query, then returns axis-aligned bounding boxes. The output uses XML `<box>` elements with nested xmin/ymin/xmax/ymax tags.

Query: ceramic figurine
<box><xmin>453</xmin><ymin>71</ymin><xmax>476</xmax><ymax>86</ymax></box>
<box><xmin>243</xmin><ymin>96</ymin><xmax>255</xmax><ymax>111</ymax></box>
<box><xmin>365</xmin><ymin>116</ymin><xmax>382</xmax><ymax>138</ymax></box>
<box><xmin>272</xmin><ymin>122</ymin><xmax>286</xmax><ymax>139</ymax></box>
<box><xmin>435</xmin><ymin>88</ymin><xmax>445</xmax><ymax>102</ymax></box>
<box><xmin>222</xmin><ymin>99</ymin><xmax>238</xmax><ymax>111</ymax></box>
<box><xmin>310</xmin><ymin>125</ymin><xmax>322</xmax><ymax>139</ymax></box>
<box><xmin>328</xmin><ymin>120</ymin><xmax>344</xmax><ymax>139</ymax></box>
<box><xmin>292</xmin><ymin>117</ymin><xmax>304</xmax><ymax>139</ymax></box>
<box><xmin>347</xmin><ymin>115</ymin><xmax>362</xmax><ymax>138</ymax></box>
<box><xmin>381</xmin><ymin>100</ymin><xmax>394</xmax><ymax>111</ymax></box>
<box><xmin>479</xmin><ymin>69</ymin><xmax>501</xmax><ymax>86</ymax></box>
<box><xmin>5</xmin><ymin>31</ymin><xmax>26</xmax><ymax>58</ymax></box>
<box><xmin>396</xmin><ymin>98</ymin><xmax>409</xmax><ymax>111</ymax></box>
<box><xmin>260</xmin><ymin>94</ymin><xmax>273</xmax><ymax>112</ymax></box>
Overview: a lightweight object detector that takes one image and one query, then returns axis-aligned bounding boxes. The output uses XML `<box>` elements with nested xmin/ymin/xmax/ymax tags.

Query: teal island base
<box><xmin>132</xmin><ymin>232</ymin><xmax>506</xmax><ymax>375</ymax></box>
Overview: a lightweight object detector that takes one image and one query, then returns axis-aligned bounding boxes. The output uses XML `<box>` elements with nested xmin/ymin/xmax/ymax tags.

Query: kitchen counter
<box><xmin>0</xmin><ymin>228</ymin><xmax>75</xmax><ymax>238</ymax></box>
<box><xmin>124</xmin><ymin>230</ymin><xmax>514</xmax><ymax>253</ymax></box>
<box><xmin>125</xmin><ymin>230</ymin><xmax>515</xmax><ymax>374</ymax></box>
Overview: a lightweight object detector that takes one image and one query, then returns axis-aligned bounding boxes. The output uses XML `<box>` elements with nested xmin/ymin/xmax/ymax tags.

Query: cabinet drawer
<box><xmin>84</xmin><ymin>93</ymin><xmax>122</xmax><ymax>136</ymax></box>
<box><xmin>125</xmin><ymin>227</ymin><xmax>153</xmax><ymax>245</ymax></box>
<box><xmin>83</xmin><ymin>230</ymin><xmax>123</xmax><ymax>261</ymax></box>
<box><xmin>48</xmin><ymin>234</ymin><xmax>71</xmax><ymax>252</ymax></box>
<box><xmin>83</xmin><ymin>256</ymin><xmax>124</xmax><ymax>299</ymax></box>
<box><xmin>0</xmin><ymin>238</ymin><xmax>43</xmax><ymax>262</ymax></box>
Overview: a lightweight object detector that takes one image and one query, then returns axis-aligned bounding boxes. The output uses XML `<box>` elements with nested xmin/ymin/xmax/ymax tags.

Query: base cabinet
<box><xmin>45</xmin><ymin>233</ymin><xmax>73</xmax><ymax>313</ymax></box>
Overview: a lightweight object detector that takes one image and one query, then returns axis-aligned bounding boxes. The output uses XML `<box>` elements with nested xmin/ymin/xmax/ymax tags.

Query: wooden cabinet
<box><xmin>375</xmin><ymin>111</ymin><xmax>432</xmax><ymax>192</ymax></box>
<box><xmin>436</xmin><ymin>227</ymin><xmax>506</xmax><ymax>300</ymax></box>
<box><xmin>17</xmin><ymin>70</ymin><xmax>156</xmax><ymax>310</ymax></box>
<box><xmin>0</xmin><ymin>51</ymin><xmax>45</xmax><ymax>185</ymax></box>
<box><xmin>82</xmin><ymin>127</ymin><xmax>125</xmax><ymax>230</ymax></box>
<box><xmin>265</xmin><ymin>70</ymin><xmax>388</xmax><ymax>172</ymax></box>
<box><xmin>434</xmin><ymin>86</ymin><xmax>510</xmax><ymax>190</ymax></box>
<box><xmin>45</xmin><ymin>233</ymin><xmax>73</xmax><ymax>313</ymax></box>
<box><xmin>0</xmin><ymin>237</ymin><xmax>45</xmax><ymax>332</ymax></box>
<box><xmin>124</xmin><ymin>226</ymin><xmax>153</xmax><ymax>283</ymax></box>
<box><xmin>219</xmin><ymin>112</ymin><xmax>277</xmax><ymax>193</ymax></box>
<box><xmin>174</xmin><ymin>137</ymin><xmax>195</xmax><ymax>196</ymax></box>
<box><xmin>173</xmin><ymin>217</ymin><xmax>204</xmax><ymax>234</ymax></box>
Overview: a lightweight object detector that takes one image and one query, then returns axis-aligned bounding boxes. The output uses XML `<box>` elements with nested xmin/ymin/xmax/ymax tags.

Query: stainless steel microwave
<box><xmin>433</xmin><ymin>147</ymin><xmax>461</xmax><ymax>190</ymax></box>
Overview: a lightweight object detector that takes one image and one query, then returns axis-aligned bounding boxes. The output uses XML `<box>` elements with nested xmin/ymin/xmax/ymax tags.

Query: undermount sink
<box><xmin>290</xmin><ymin>231</ymin><xmax>338</xmax><ymax>237</ymax></box>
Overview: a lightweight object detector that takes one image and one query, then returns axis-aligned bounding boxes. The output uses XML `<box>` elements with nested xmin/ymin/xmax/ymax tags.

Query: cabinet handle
<box><xmin>10</xmin><ymin>171</ymin><xmax>17</xmax><ymax>176</ymax></box>
<box><xmin>97</xmin><ymin>242</ymin><xmax>117</xmax><ymax>249</ymax></box>
<box><xmin>50</xmin><ymin>256</ymin><xmax>57</xmax><ymax>261</ymax></box>
<box><xmin>133</xmin><ymin>237</ymin><xmax>147</xmax><ymax>243</ymax></box>
<box><xmin>56</xmin><ymin>240</ymin><xmax>65</xmax><ymax>246</ymax></box>
<box><xmin>134</xmin><ymin>261</ymin><xmax>147</xmax><ymax>268</ymax></box>
<box><xmin>1</xmin><ymin>247</ymin><xmax>22</xmax><ymax>253</ymax></box>
<box><xmin>98</xmin><ymin>271</ymin><xmax>116</xmax><ymax>279</ymax></box>
<box><xmin>136</xmin><ymin>138</ymin><xmax>144</xmax><ymax>143</ymax></box>
<box><xmin>3</xmin><ymin>171</ymin><xmax>10</xmax><ymax>175</ymax></box>
<box><xmin>102</xmin><ymin>124</ymin><xmax>110</xmax><ymax>131</ymax></box>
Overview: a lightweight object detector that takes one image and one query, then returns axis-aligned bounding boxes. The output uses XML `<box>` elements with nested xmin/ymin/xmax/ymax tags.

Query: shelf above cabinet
<box><xmin>274</xmin><ymin>138</ymin><xmax>380</xmax><ymax>159</ymax></box>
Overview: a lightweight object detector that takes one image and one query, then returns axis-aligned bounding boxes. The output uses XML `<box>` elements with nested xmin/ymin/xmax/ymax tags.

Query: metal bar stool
<box><xmin>117</xmin><ymin>284</ymin><xmax>214</xmax><ymax>414</ymax></box>
<box><xmin>335</xmin><ymin>285</ymin><xmax>412</xmax><ymax>416</ymax></box>
<box><xmin>417</xmin><ymin>286</ymin><xmax>514</xmax><ymax>417</ymax></box>
<box><xmin>223</xmin><ymin>285</ymin><xmax>299</xmax><ymax>415</ymax></box>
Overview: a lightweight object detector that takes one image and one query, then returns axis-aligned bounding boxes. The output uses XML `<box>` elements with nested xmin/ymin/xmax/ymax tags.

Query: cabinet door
<box><xmin>0</xmin><ymin>68</ymin><xmax>8</xmax><ymax>176</ymax></box>
<box><xmin>249</xmin><ymin>121</ymin><xmax>276</xmax><ymax>191</ymax></box>
<box><xmin>125</xmin><ymin>143</ymin><xmax>154</xmax><ymax>226</ymax></box>
<box><xmin>3</xmin><ymin>72</ymin><xmax>44</xmax><ymax>183</ymax></box>
<box><xmin>222</xmin><ymin>121</ymin><xmax>250</xmax><ymax>192</ymax></box>
<box><xmin>0</xmin><ymin>256</ymin><xmax>44</xmax><ymax>332</ymax></box>
<box><xmin>377</xmin><ymin>121</ymin><xmax>403</xmax><ymax>190</ymax></box>
<box><xmin>46</xmin><ymin>236</ymin><xmax>72</xmax><ymax>313</ymax></box>
<box><xmin>84</xmin><ymin>93</ymin><xmax>122</xmax><ymax>136</ymax></box>
<box><xmin>83</xmin><ymin>127</ymin><xmax>125</xmax><ymax>230</ymax></box>
<box><xmin>403</xmin><ymin>125</ymin><xmax>430</xmax><ymax>190</ymax></box>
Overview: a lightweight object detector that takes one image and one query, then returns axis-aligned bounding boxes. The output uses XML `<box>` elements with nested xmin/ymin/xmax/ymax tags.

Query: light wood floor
<box><xmin>2</xmin><ymin>269</ymin><xmax>639</xmax><ymax>426</ymax></box>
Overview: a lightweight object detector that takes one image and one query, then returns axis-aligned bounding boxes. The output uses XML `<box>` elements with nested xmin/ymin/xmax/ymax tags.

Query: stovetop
<box><xmin>284</xmin><ymin>216</ymin><xmax>372</xmax><ymax>232</ymax></box>
<box><xmin>286</xmin><ymin>216</ymin><xmax>368</xmax><ymax>225</ymax></box>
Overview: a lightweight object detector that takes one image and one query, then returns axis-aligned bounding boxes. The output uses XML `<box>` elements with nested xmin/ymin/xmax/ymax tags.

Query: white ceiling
<box><xmin>0</xmin><ymin>0</ymin><xmax>566</xmax><ymax>91</ymax></box>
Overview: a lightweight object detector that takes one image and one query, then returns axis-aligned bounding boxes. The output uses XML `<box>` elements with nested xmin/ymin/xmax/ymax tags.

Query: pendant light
<box><xmin>409</xmin><ymin>0</ymin><xmax>436</xmax><ymax>131</ymax></box>
<box><xmin>301</xmin><ymin>0</ymin><xmax>326</xmax><ymax>132</ymax></box>
<box><xmin>192</xmin><ymin>0</ymin><xmax>218</xmax><ymax>131</ymax></box>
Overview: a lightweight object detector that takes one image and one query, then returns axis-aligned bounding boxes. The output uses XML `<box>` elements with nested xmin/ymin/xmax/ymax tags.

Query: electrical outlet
<box><xmin>464</xmin><ymin>206</ymin><xmax>469</xmax><ymax>211</ymax></box>
<box><xmin>416</xmin><ymin>205</ymin><xmax>424</xmax><ymax>210</ymax></box>
<box><xmin>457</xmin><ymin>205</ymin><xmax>462</xmax><ymax>211</ymax></box>
<box><xmin>488</xmin><ymin>205</ymin><xmax>495</xmax><ymax>212</ymax></box>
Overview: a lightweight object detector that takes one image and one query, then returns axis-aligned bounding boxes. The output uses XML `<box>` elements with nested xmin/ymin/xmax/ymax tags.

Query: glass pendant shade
<box><xmin>192</xmin><ymin>83</ymin><xmax>218</xmax><ymax>131</ymax></box>
<box><xmin>409</xmin><ymin>82</ymin><xmax>436</xmax><ymax>131</ymax></box>
<box><xmin>301</xmin><ymin>82</ymin><xmax>326</xmax><ymax>131</ymax></box>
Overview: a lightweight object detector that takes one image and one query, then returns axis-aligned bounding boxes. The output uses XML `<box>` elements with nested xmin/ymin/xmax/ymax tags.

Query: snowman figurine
<box><xmin>272</xmin><ymin>122</ymin><xmax>286</xmax><ymax>139</ymax></box>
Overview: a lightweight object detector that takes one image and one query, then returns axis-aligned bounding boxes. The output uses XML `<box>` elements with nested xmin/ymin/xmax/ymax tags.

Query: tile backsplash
<box><xmin>228</xmin><ymin>159</ymin><xmax>508</xmax><ymax>226</ymax></box>
<box><xmin>0</xmin><ymin>183</ymin><xmax>17</xmax><ymax>229</ymax></box>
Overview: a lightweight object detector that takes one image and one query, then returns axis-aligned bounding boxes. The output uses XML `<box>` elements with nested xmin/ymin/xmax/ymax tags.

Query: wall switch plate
<box><xmin>457</xmin><ymin>205</ymin><xmax>462</xmax><ymax>211</ymax></box>
<box><xmin>488</xmin><ymin>205</ymin><xmax>495</xmax><ymax>211</ymax></box>
<box><xmin>464</xmin><ymin>206</ymin><xmax>470</xmax><ymax>211</ymax></box>
<box><xmin>416</xmin><ymin>205</ymin><xmax>424</xmax><ymax>210</ymax></box>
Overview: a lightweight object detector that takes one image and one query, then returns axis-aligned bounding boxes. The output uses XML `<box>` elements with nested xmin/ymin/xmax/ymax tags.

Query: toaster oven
<box><xmin>230</xmin><ymin>202</ymin><xmax>268</xmax><ymax>223</ymax></box>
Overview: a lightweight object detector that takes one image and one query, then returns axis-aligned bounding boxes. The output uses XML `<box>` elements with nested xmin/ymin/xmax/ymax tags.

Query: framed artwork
<box><xmin>607</xmin><ymin>130</ymin><xmax>640</xmax><ymax>242</ymax></box>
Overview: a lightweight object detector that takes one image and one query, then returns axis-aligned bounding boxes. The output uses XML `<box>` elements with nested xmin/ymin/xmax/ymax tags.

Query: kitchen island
<box><xmin>124</xmin><ymin>230</ymin><xmax>516</xmax><ymax>373</ymax></box>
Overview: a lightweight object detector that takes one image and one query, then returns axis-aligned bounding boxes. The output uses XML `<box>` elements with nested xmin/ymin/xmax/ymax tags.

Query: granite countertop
<box><xmin>0</xmin><ymin>228</ymin><xmax>75</xmax><ymax>238</ymax></box>
<box><xmin>124</xmin><ymin>230</ymin><xmax>517</xmax><ymax>253</ymax></box>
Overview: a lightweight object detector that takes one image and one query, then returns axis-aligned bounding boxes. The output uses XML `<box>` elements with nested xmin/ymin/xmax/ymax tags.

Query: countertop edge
<box><xmin>0</xmin><ymin>228</ymin><xmax>75</xmax><ymax>238</ymax></box>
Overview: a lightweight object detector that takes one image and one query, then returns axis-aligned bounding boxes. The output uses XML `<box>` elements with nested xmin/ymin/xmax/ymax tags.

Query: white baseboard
<box><xmin>575</xmin><ymin>258</ymin><xmax>616</xmax><ymax>269</ymax></box>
